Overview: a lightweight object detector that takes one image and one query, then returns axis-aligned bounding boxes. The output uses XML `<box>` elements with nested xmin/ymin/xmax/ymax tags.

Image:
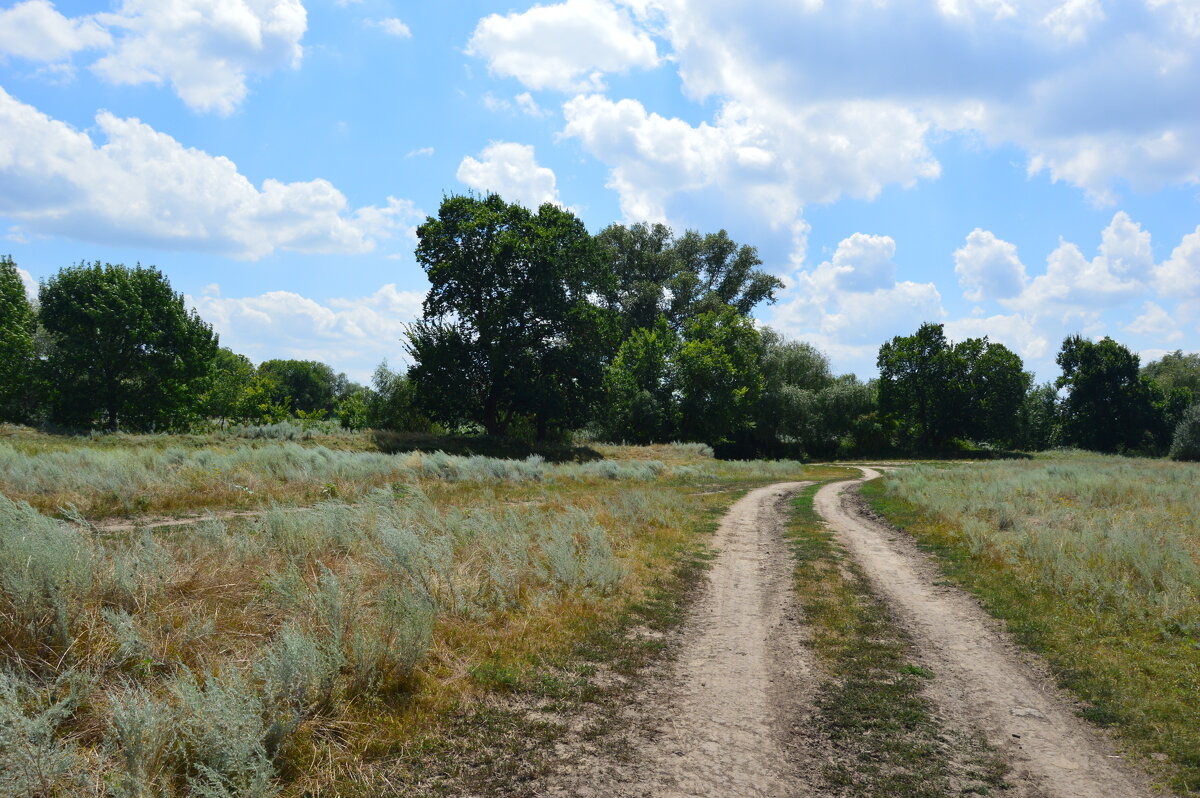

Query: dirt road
<box><xmin>816</xmin><ymin>468</ymin><xmax>1156</xmax><ymax>798</ymax></box>
<box><xmin>542</xmin><ymin>469</ymin><xmax>1163</xmax><ymax>797</ymax></box>
<box><xmin>548</xmin><ymin>481</ymin><xmax>815</xmax><ymax>797</ymax></box>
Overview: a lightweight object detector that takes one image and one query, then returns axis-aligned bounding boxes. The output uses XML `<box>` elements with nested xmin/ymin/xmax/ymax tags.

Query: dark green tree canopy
<box><xmin>256</xmin><ymin>359</ymin><xmax>342</xmax><ymax>414</ymax></box>
<box><xmin>40</xmin><ymin>262</ymin><xmax>217</xmax><ymax>431</ymax></box>
<box><xmin>1056</xmin><ymin>335</ymin><xmax>1158</xmax><ymax>453</ymax></box>
<box><xmin>0</xmin><ymin>255</ymin><xmax>36</xmax><ymax>423</ymax></box>
<box><xmin>596</xmin><ymin>223</ymin><xmax>783</xmax><ymax>335</ymax></box>
<box><xmin>675</xmin><ymin>307</ymin><xmax>763</xmax><ymax>445</ymax></box>
<box><xmin>407</xmin><ymin>194</ymin><xmax>618</xmax><ymax>438</ymax></box>
<box><xmin>878</xmin><ymin>322</ymin><xmax>1029</xmax><ymax>450</ymax></box>
<box><xmin>1142</xmin><ymin>350</ymin><xmax>1200</xmax><ymax>397</ymax></box>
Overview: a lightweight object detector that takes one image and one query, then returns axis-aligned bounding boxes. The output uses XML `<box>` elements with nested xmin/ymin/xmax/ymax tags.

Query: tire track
<box><xmin>815</xmin><ymin>468</ymin><xmax>1156</xmax><ymax>798</ymax></box>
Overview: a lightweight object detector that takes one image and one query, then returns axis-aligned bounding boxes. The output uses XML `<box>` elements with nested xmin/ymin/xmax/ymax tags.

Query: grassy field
<box><xmin>864</xmin><ymin>455</ymin><xmax>1200</xmax><ymax>794</ymax></box>
<box><xmin>0</xmin><ymin>428</ymin><xmax>833</xmax><ymax>797</ymax></box>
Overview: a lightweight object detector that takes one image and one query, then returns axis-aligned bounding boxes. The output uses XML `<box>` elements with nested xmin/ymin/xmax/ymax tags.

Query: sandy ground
<box><xmin>541</xmin><ymin>469</ymin><xmax>1160</xmax><ymax>798</ymax></box>
<box><xmin>545</xmin><ymin>482</ymin><xmax>817</xmax><ymax>797</ymax></box>
<box><xmin>817</xmin><ymin>468</ymin><xmax>1157</xmax><ymax>798</ymax></box>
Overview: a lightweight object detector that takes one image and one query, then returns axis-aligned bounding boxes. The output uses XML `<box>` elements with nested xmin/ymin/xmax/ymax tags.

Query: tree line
<box><xmin>1</xmin><ymin>194</ymin><xmax>1198</xmax><ymax>460</ymax></box>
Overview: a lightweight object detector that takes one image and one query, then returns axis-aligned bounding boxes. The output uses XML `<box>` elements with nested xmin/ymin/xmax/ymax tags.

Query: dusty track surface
<box><xmin>818</xmin><ymin>468</ymin><xmax>1156</xmax><ymax>798</ymax></box>
<box><xmin>547</xmin><ymin>482</ymin><xmax>815</xmax><ymax>797</ymax></box>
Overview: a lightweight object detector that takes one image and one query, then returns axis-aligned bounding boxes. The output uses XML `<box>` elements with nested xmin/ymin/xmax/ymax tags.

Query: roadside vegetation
<box><xmin>864</xmin><ymin>457</ymin><xmax>1200</xmax><ymax>794</ymax></box>
<box><xmin>0</xmin><ymin>436</ymin><xmax>823</xmax><ymax>796</ymax></box>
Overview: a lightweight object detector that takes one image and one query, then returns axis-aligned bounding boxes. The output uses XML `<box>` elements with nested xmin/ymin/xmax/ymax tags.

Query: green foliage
<box><xmin>407</xmin><ymin>194</ymin><xmax>618</xmax><ymax>439</ymax></box>
<box><xmin>0</xmin><ymin>255</ymin><xmax>36</xmax><ymax>424</ymax></box>
<box><xmin>1016</xmin><ymin>382</ymin><xmax>1060</xmax><ymax>451</ymax></box>
<box><xmin>595</xmin><ymin>223</ymin><xmax>783</xmax><ymax>335</ymax></box>
<box><xmin>675</xmin><ymin>307</ymin><xmax>763</xmax><ymax>444</ymax></box>
<box><xmin>366</xmin><ymin>361</ymin><xmax>430</xmax><ymax>432</ymax></box>
<box><xmin>1142</xmin><ymin>350</ymin><xmax>1200</xmax><ymax>395</ymax></box>
<box><xmin>256</xmin><ymin>360</ymin><xmax>342</xmax><ymax>415</ymax></box>
<box><xmin>203</xmin><ymin>348</ymin><xmax>256</xmax><ymax>426</ymax></box>
<box><xmin>601</xmin><ymin>317</ymin><xmax>679</xmax><ymax>443</ymax></box>
<box><xmin>1169</xmin><ymin>403</ymin><xmax>1200</xmax><ymax>461</ymax></box>
<box><xmin>878</xmin><ymin>322</ymin><xmax>1029</xmax><ymax>451</ymax></box>
<box><xmin>39</xmin><ymin>262</ymin><xmax>218</xmax><ymax>431</ymax></box>
<box><xmin>1056</xmin><ymin>335</ymin><xmax>1158</xmax><ymax>453</ymax></box>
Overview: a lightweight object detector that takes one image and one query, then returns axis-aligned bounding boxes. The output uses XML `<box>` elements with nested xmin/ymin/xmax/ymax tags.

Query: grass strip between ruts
<box><xmin>785</xmin><ymin>482</ymin><xmax>1009</xmax><ymax>797</ymax></box>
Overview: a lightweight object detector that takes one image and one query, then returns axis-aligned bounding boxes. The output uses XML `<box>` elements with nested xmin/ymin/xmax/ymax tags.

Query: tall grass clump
<box><xmin>0</xmin><ymin>495</ymin><xmax>94</xmax><ymax>658</ymax></box>
<box><xmin>1170</xmin><ymin>404</ymin><xmax>1200</xmax><ymax>461</ymax></box>
<box><xmin>0</xmin><ymin>669</ymin><xmax>89</xmax><ymax>797</ymax></box>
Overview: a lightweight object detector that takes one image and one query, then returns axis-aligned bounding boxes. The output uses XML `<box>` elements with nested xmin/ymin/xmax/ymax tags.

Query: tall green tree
<box><xmin>40</xmin><ymin>262</ymin><xmax>217</xmax><ymax>431</ymax></box>
<box><xmin>601</xmin><ymin>317</ymin><xmax>679</xmax><ymax>443</ymax></box>
<box><xmin>256</xmin><ymin>359</ymin><xmax>341</xmax><ymax>414</ymax></box>
<box><xmin>1056</xmin><ymin>335</ymin><xmax>1158</xmax><ymax>453</ymax></box>
<box><xmin>877</xmin><ymin>323</ymin><xmax>960</xmax><ymax>449</ymax></box>
<box><xmin>596</xmin><ymin>223</ymin><xmax>783</xmax><ymax>335</ymax></box>
<box><xmin>407</xmin><ymin>194</ymin><xmax>617</xmax><ymax>439</ymax></box>
<box><xmin>878</xmin><ymin>323</ymin><xmax>1029</xmax><ymax>450</ymax></box>
<box><xmin>676</xmin><ymin>308</ymin><xmax>763</xmax><ymax>444</ymax></box>
<box><xmin>1142</xmin><ymin>350</ymin><xmax>1200</xmax><ymax>395</ymax></box>
<box><xmin>0</xmin><ymin>256</ymin><xmax>35</xmax><ymax>423</ymax></box>
<box><xmin>201</xmin><ymin>347</ymin><xmax>255</xmax><ymax>426</ymax></box>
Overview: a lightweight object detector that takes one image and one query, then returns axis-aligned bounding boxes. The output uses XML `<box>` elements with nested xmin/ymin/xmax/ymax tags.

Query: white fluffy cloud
<box><xmin>456</xmin><ymin>142</ymin><xmax>562</xmax><ymax>209</ymax></box>
<box><xmin>0</xmin><ymin>0</ymin><xmax>110</xmax><ymax>61</ymax></box>
<box><xmin>1155</xmin><ymin>226</ymin><xmax>1200</xmax><ymax>297</ymax></box>
<box><xmin>16</xmin><ymin>266</ymin><xmax>37</xmax><ymax>301</ymax></box>
<box><xmin>562</xmin><ymin>93</ymin><xmax>938</xmax><ymax>233</ymax></box>
<box><xmin>191</xmin><ymin>283</ymin><xmax>424</xmax><ymax>381</ymax></box>
<box><xmin>546</xmin><ymin>0</ymin><xmax>1200</xmax><ymax>235</ymax></box>
<box><xmin>0</xmin><ymin>88</ymin><xmax>419</xmax><ymax>259</ymax></box>
<box><xmin>467</xmin><ymin>0</ymin><xmax>659</xmax><ymax>92</ymax></box>
<box><xmin>91</xmin><ymin>0</ymin><xmax>306</xmax><ymax>115</ymax></box>
<box><xmin>954</xmin><ymin>229</ymin><xmax>1029</xmax><ymax>302</ymax></box>
<box><xmin>769</xmin><ymin>232</ymin><xmax>945</xmax><ymax>374</ymax></box>
<box><xmin>770</xmin><ymin>213</ymin><xmax>1199</xmax><ymax>380</ymax></box>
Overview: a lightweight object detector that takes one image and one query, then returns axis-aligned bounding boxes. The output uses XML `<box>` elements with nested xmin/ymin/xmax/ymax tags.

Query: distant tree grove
<box><xmin>1</xmin><ymin>194</ymin><xmax>1198</xmax><ymax>459</ymax></box>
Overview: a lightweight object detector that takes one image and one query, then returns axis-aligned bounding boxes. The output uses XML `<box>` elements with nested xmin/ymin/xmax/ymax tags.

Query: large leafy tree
<box><xmin>0</xmin><ymin>256</ymin><xmax>35</xmax><ymax>423</ymax></box>
<box><xmin>202</xmin><ymin>347</ymin><xmax>255</xmax><ymax>426</ymax></box>
<box><xmin>878</xmin><ymin>323</ymin><xmax>1029</xmax><ymax>450</ymax></box>
<box><xmin>675</xmin><ymin>308</ymin><xmax>763</xmax><ymax>444</ymax></box>
<box><xmin>40</xmin><ymin>262</ymin><xmax>217</xmax><ymax>431</ymax></box>
<box><xmin>407</xmin><ymin>194</ymin><xmax>618</xmax><ymax>438</ymax></box>
<box><xmin>596</xmin><ymin>223</ymin><xmax>783</xmax><ymax>335</ymax></box>
<box><xmin>257</xmin><ymin>359</ymin><xmax>342</xmax><ymax>414</ymax></box>
<box><xmin>601</xmin><ymin>317</ymin><xmax>679</xmax><ymax>443</ymax></box>
<box><xmin>1056</xmin><ymin>335</ymin><xmax>1158</xmax><ymax>453</ymax></box>
<box><xmin>877</xmin><ymin>323</ymin><xmax>961</xmax><ymax>449</ymax></box>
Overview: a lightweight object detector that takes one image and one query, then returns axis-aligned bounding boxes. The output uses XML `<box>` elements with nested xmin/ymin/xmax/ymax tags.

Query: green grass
<box><xmin>863</xmin><ymin>460</ymin><xmax>1200</xmax><ymax>795</ymax></box>
<box><xmin>785</xmin><ymin>484</ymin><xmax>1009</xmax><ymax>797</ymax></box>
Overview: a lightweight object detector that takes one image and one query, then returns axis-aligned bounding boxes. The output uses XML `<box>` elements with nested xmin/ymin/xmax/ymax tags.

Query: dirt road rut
<box><xmin>818</xmin><ymin>468</ymin><xmax>1155</xmax><ymax>798</ymax></box>
<box><xmin>549</xmin><ymin>482</ymin><xmax>814</xmax><ymax>797</ymax></box>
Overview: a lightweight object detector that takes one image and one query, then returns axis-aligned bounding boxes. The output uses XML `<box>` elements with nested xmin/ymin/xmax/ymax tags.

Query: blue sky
<box><xmin>1</xmin><ymin>0</ymin><xmax>1198</xmax><ymax>383</ymax></box>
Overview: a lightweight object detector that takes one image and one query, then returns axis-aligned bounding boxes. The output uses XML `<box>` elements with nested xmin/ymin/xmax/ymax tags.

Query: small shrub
<box><xmin>0</xmin><ymin>670</ymin><xmax>88</xmax><ymax>797</ymax></box>
<box><xmin>106</xmin><ymin>684</ymin><xmax>176</xmax><ymax>798</ymax></box>
<box><xmin>1170</xmin><ymin>403</ymin><xmax>1200</xmax><ymax>461</ymax></box>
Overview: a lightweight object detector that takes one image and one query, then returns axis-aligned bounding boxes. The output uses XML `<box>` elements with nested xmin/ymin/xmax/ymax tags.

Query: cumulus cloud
<box><xmin>769</xmin><ymin>232</ymin><xmax>944</xmax><ymax>375</ymax></box>
<box><xmin>467</xmin><ymin>0</ymin><xmax>659</xmax><ymax>92</ymax></box>
<box><xmin>372</xmin><ymin>18</ymin><xmax>411</xmax><ymax>38</ymax></box>
<box><xmin>0</xmin><ymin>88</ymin><xmax>419</xmax><ymax>259</ymax></box>
<box><xmin>768</xmin><ymin>213</ymin><xmax>1198</xmax><ymax>380</ymax></box>
<box><xmin>562</xmin><ymin>93</ymin><xmax>938</xmax><ymax>232</ymax></box>
<box><xmin>91</xmin><ymin>0</ymin><xmax>307</xmax><ymax>115</ymax></box>
<box><xmin>0</xmin><ymin>0</ymin><xmax>110</xmax><ymax>61</ymax></box>
<box><xmin>456</xmin><ymin>142</ymin><xmax>562</xmax><ymax>209</ymax></box>
<box><xmin>954</xmin><ymin>229</ymin><xmax>1028</xmax><ymax>302</ymax></box>
<box><xmin>190</xmin><ymin>283</ymin><xmax>425</xmax><ymax>382</ymax></box>
<box><xmin>554</xmin><ymin>0</ymin><xmax>1200</xmax><ymax>225</ymax></box>
<box><xmin>1155</xmin><ymin>225</ymin><xmax>1200</xmax><ymax>297</ymax></box>
<box><xmin>16</xmin><ymin>267</ymin><xmax>37</xmax><ymax>302</ymax></box>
